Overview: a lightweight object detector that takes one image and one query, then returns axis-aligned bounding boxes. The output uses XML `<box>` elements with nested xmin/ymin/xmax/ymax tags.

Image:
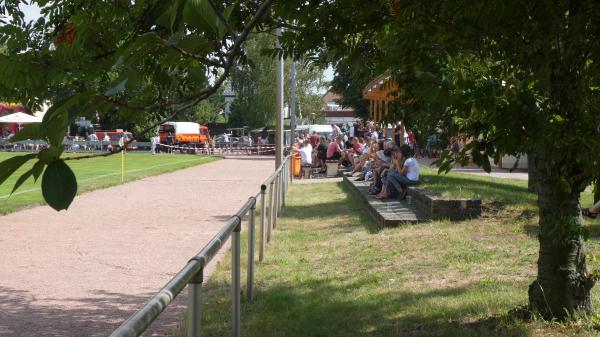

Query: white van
<box><xmin>307</xmin><ymin>124</ymin><xmax>333</xmax><ymax>138</ymax></box>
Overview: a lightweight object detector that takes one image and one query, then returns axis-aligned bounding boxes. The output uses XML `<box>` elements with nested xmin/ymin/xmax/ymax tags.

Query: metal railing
<box><xmin>109</xmin><ymin>154</ymin><xmax>291</xmax><ymax>337</ymax></box>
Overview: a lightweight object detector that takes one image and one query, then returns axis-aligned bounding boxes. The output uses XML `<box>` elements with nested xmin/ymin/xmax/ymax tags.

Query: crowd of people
<box><xmin>293</xmin><ymin>121</ymin><xmax>420</xmax><ymax>201</ymax></box>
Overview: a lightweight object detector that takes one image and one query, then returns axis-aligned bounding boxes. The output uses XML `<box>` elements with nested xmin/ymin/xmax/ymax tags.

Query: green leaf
<box><xmin>104</xmin><ymin>79</ymin><xmax>128</xmax><ymax>97</ymax></box>
<box><xmin>178</xmin><ymin>35</ymin><xmax>211</xmax><ymax>54</ymax></box>
<box><xmin>10</xmin><ymin>123</ymin><xmax>42</xmax><ymax>142</ymax></box>
<box><xmin>157</xmin><ymin>0</ymin><xmax>182</xmax><ymax>31</ymax></box>
<box><xmin>114</xmin><ymin>55</ymin><xmax>124</xmax><ymax>67</ymax></box>
<box><xmin>217</xmin><ymin>1</ymin><xmax>238</xmax><ymax>38</ymax></box>
<box><xmin>183</xmin><ymin>0</ymin><xmax>217</xmax><ymax>34</ymax></box>
<box><xmin>0</xmin><ymin>153</ymin><xmax>37</xmax><ymax>187</ymax></box>
<box><xmin>481</xmin><ymin>157</ymin><xmax>492</xmax><ymax>173</ymax></box>
<box><xmin>38</xmin><ymin>146</ymin><xmax>63</xmax><ymax>164</ymax></box>
<box><xmin>31</xmin><ymin>161</ymin><xmax>45</xmax><ymax>182</ymax></box>
<box><xmin>45</xmin><ymin>111</ymin><xmax>69</xmax><ymax>147</ymax></box>
<box><xmin>41</xmin><ymin>159</ymin><xmax>78</xmax><ymax>211</ymax></box>
<box><xmin>11</xmin><ymin>167</ymin><xmax>35</xmax><ymax>195</ymax></box>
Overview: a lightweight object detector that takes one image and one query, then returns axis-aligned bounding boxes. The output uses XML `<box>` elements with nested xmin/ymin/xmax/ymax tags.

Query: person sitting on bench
<box><xmin>386</xmin><ymin>144</ymin><xmax>420</xmax><ymax>200</ymax></box>
<box><xmin>326</xmin><ymin>137</ymin><xmax>343</xmax><ymax>162</ymax></box>
<box><xmin>298</xmin><ymin>141</ymin><xmax>312</xmax><ymax>166</ymax></box>
<box><xmin>582</xmin><ymin>200</ymin><xmax>600</xmax><ymax>218</ymax></box>
<box><xmin>315</xmin><ymin>136</ymin><xmax>328</xmax><ymax>172</ymax></box>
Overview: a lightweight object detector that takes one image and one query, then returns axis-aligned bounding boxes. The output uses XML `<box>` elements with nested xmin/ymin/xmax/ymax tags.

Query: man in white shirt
<box><xmin>298</xmin><ymin>142</ymin><xmax>312</xmax><ymax>165</ymax></box>
<box><xmin>150</xmin><ymin>135</ymin><xmax>157</xmax><ymax>154</ymax></box>
<box><xmin>103</xmin><ymin>134</ymin><xmax>111</xmax><ymax>151</ymax></box>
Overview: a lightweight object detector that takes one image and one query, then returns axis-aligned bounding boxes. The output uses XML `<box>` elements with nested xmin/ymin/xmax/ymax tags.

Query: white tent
<box><xmin>0</xmin><ymin>112</ymin><xmax>42</xmax><ymax>124</ymax></box>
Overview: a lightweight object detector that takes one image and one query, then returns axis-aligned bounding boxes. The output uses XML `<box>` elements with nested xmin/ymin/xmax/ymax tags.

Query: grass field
<box><xmin>0</xmin><ymin>152</ymin><xmax>219</xmax><ymax>215</ymax></box>
<box><xmin>174</xmin><ymin>174</ymin><xmax>600</xmax><ymax>337</ymax></box>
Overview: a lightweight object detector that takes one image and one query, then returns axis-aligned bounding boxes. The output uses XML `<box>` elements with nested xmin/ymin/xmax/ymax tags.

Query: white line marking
<box><xmin>0</xmin><ymin>158</ymin><xmax>205</xmax><ymax>199</ymax></box>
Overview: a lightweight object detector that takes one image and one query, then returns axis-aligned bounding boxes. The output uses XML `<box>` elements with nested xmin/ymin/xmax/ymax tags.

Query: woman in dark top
<box><xmin>316</xmin><ymin>136</ymin><xmax>328</xmax><ymax>172</ymax></box>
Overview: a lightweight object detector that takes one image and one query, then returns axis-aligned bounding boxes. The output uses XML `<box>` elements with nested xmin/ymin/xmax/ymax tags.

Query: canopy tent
<box><xmin>0</xmin><ymin>112</ymin><xmax>42</xmax><ymax>124</ymax></box>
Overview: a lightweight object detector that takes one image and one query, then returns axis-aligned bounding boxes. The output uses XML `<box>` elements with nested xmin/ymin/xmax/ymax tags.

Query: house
<box><xmin>321</xmin><ymin>92</ymin><xmax>357</xmax><ymax>124</ymax></box>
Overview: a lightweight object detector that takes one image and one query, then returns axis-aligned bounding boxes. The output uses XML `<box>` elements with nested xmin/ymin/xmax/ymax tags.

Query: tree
<box><xmin>0</xmin><ymin>0</ymin><xmax>275</xmax><ymax>210</ymax></box>
<box><xmin>229</xmin><ymin>32</ymin><xmax>326</xmax><ymax>128</ymax></box>
<box><xmin>194</xmin><ymin>85</ymin><xmax>226</xmax><ymax>124</ymax></box>
<box><xmin>276</xmin><ymin>0</ymin><xmax>600</xmax><ymax>319</ymax></box>
<box><xmin>230</xmin><ymin>32</ymin><xmax>277</xmax><ymax>128</ymax></box>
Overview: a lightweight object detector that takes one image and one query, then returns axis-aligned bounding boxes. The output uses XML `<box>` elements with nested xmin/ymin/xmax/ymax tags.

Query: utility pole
<box><xmin>275</xmin><ymin>27</ymin><xmax>284</xmax><ymax>169</ymax></box>
<box><xmin>289</xmin><ymin>60</ymin><xmax>297</xmax><ymax>141</ymax></box>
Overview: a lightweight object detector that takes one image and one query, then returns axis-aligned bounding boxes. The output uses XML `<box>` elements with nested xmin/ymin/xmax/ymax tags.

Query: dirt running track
<box><xmin>0</xmin><ymin>156</ymin><xmax>274</xmax><ymax>337</ymax></box>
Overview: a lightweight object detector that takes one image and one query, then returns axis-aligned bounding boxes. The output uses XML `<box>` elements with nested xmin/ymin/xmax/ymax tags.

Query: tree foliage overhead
<box><xmin>3</xmin><ymin>0</ymin><xmax>600</xmax><ymax>322</ymax></box>
<box><xmin>229</xmin><ymin>32</ymin><xmax>326</xmax><ymax>128</ymax></box>
<box><xmin>0</xmin><ymin>0</ymin><xmax>274</xmax><ymax>210</ymax></box>
<box><xmin>275</xmin><ymin>0</ymin><xmax>600</xmax><ymax>320</ymax></box>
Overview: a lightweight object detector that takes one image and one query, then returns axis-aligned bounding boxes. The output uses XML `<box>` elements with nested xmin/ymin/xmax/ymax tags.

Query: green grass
<box><xmin>420</xmin><ymin>166</ymin><xmax>595</xmax><ymax>211</ymax></box>
<box><xmin>0</xmin><ymin>152</ymin><xmax>219</xmax><ymax>214</ymax></box>
<box><xmin>173</xmin><ymin>175</ymin><xmax>600</xmax><ymax>337</ymax></box>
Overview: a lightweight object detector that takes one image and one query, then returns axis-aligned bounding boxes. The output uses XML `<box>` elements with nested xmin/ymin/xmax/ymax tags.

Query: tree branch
<box><xmin>64</xmin><ymin>0</ymin><xmax>275</xmax><ymax>161</ymax></box>
<box><xmin>207</xmin><ymin>0</ymin><xmax>238</xmax><ymax>39</ymax></box>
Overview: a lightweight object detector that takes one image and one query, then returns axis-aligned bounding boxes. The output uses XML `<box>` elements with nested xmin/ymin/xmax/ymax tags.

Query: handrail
<box><xmin>261</xmin><ymin>154</ymin><xmax>292</xmax><ymax>187</ymax></box>
<box><xmin>109</xmin><ymin>155</ymin><xmax>292</xmax><ymax>337</ymax></box>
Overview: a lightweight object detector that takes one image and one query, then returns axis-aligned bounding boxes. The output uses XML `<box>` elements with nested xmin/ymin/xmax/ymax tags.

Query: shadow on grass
<box><xmin>200</xmin><ymin>277</ymin><xmax>529</xmax><ymax>337</ymax></box>
<box><xmin>523</xmin><ymin>221</ymin><xmax>600</xmax><ymax>239</ymax></box>
<box><xmin>279</xmin><ymin>182</ymin><xmax>380</xmax><ymax>234</ymax></box>
<box><xmin>421</xmin><ymin>174</ymin><xmax>535</xmax><ymax>206</ymax></box>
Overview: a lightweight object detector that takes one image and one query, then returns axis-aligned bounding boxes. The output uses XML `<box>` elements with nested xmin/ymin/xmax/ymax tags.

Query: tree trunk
<box><xmin>527</xmin><ymin>151</ymin><xmax>538</xmax><ymax>193</ymax></box>
<box><xmin>528</xmin><ymin>152</ymin><xmax>594</xmax><ymax>319</ymax></box>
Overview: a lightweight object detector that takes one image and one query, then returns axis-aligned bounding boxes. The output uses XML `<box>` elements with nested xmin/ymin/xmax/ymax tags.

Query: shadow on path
<box><xmin>0</xmin><ymin>286</ymin><xmax>189</xmax><ymax>337</ymax></box>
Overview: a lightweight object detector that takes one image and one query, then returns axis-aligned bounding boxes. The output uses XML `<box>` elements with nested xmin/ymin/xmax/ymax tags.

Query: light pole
<box><xmin>275</xmin><ymin>27</ymin><xmax>284</xmax><ymax>169</ymax></box>
<box><xmin>289</xmin><ymin>60</ymin><xmax>297</xmax><ymax>140</ymax></box>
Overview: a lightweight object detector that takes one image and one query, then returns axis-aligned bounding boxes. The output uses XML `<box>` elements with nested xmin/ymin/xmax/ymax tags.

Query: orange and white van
<box><xmin>159</xmin><ymin>122</ymin><xmax>210</xmax><ymax>147</ymax></box>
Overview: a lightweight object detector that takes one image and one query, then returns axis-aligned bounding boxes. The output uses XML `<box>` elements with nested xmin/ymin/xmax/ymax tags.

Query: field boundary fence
<box><xmin>0</xmin><ymin>139</ymin><xmax>276</xmax><ymax>156</ymax></box>
<box><xmin>109</xmin><ymin>154</ymin><xmax>292</xmax><ymax>337</ymax></box>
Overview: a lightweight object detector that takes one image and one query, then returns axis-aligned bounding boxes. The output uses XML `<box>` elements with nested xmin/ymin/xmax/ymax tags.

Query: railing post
<box><xmin>278</xmin><ymin>172</ymin><xmax>283</xmax><ymax>212</ymax></box>
<box><xmin>281</xmin><ymin>164</ymin><xmax>286</xmax><ymax>208</ymax></box>
<box><xmin>273</xmin><ymin>173</ymin><xmax>280</xmax><ymax>229</ymax></box>
<box><xmin>247</xmin><ymin>198</ymin><xmax>256</xmax><ymax>302</ymax></box>
<box><xmin>188</xmin><ymin>269</ymin><xmax>204</xmax><ymax>337</ymax></box>
<box><xmin>259</xmin><ymin>185</ymin><xmax>267</xmax><ymax>261</ymax></box>
<box><xmin>232</xmin><ymin>222</ymin><xmax>241</xmax><ymax>337</ymax></box>
<box><xmin>286</xmin><ymin>157</ymin><xmax>290</xmax><ymax>191</ymax></box>
<box><xmin>268</xmin><ymin>181</ymin><xmax>275</xmax><ymax>242</ymax></box>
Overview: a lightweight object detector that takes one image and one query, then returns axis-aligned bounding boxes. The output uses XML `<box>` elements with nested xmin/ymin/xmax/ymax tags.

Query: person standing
<box><xmin>166</xmin><ymin>131</ymin><xmax>174</xmax><ymax>153</ymax></box>
<box><xmin>103</xmin><ymin>133</ymin><xmax>111</xmax><ymax>152</ymax></box>
<box><xmin>150</xmin><ymin>134</ymin><xmax>157</xmax><ymax>154</ymax></box>
<box><xmin>309</xmin><ymin>131</ymin><xmax>319</xmax><ymax>147</ymax></box>
<box><xmin>407</xmin><ymin>129</ymin><xmax>416</xmax><ymax>153</ymax></box>
<box><xmin>331</xmin><ymin>123</ymin><xmax>342</xmax><ymax>138</ymax></box>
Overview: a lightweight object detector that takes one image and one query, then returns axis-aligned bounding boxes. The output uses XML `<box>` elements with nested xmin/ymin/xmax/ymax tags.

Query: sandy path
<box><xmin>0</xmin><ymin>156</ymin><xmax>274</xmax><ymax>337</ymax></box>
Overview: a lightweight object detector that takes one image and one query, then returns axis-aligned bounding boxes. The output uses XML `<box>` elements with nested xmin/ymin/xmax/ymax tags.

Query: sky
<box><xmin>20</xmin><ymin>3</ymin><xmax>42</xmax><ymax>22</ymax></box>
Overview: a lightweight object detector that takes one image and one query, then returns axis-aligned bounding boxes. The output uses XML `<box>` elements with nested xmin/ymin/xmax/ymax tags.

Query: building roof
<box><xmin>322</xmin><ymin>91</ymin><xmax>354</xmax><ymax>112</ymax></box>
<box><xmin>324</xmin><ymin>110</ymin><xmax>355</xmax><ymax>118</ymax></box>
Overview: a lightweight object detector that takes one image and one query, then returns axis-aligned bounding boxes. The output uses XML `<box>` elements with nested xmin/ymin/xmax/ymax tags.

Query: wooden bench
<box><xmin>301</xmin><ymin>165</ymin><xmax>312</xmax><ymax>179</ymax></box>
<box><xmin>343</xmin><ymin>176</ymin><xmax>481</xmax><ymax>227</ymax></box>
<box><xmin>325</xmin><ymin>160</ymin><xmax>339</xmax><ymax>177</ymax></box>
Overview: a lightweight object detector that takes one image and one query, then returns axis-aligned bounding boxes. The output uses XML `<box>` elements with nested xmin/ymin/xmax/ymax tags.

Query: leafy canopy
<box><xmin>0</xmin><ymin>0</ymin><xmax>275</xmax><ymax>210</ymax></box>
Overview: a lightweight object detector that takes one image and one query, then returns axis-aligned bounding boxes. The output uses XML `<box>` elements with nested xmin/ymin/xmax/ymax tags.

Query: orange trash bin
<box><xmin>292</xmin><ymin>153</ymin><xmax>302</xmax><ymax>177</ymax></box>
